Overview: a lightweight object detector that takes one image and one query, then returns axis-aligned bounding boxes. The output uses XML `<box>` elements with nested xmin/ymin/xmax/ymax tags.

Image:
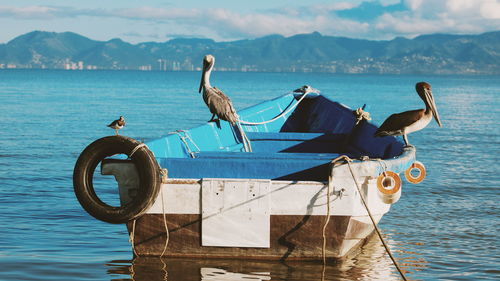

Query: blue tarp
<box><xmin>145</xmin><ymin>94</ymin><xmax>405</xmax><ymax>181</ymax></box>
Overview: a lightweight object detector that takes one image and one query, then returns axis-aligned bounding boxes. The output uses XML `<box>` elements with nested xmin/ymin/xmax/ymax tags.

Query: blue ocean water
<box><xmin>0</xmin><ymin>69</ymin><xmax>498</xmax><ymax>280</ymax></box>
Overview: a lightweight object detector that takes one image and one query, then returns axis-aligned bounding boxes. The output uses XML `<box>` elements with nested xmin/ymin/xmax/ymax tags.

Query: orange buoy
<box><xmin>405</xmin><ymin>161</ymin><xmax>426</xmax><ymax>184</ymax></box>
<box><xmin>376</xmin><ymin>171</ymin><xmax>402</xmax><ymax>204</ymax></box>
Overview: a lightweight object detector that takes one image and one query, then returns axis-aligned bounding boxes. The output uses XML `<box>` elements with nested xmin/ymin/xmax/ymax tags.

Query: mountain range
<box><xmin>0</xmin><ymin>30</ymin><xmax>499</xmax><ymax>74</ymax></box>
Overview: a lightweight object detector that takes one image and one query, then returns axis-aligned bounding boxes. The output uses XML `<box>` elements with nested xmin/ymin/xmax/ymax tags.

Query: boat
<box><xmin>73</xmin><ymin>91</ymin><xmax>420</xmax><ymax>260</ymax></box>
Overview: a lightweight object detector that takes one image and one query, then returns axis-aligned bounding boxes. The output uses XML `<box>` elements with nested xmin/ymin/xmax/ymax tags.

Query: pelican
<box><xmin>198</xmin><ymin>54</ymin><xmax>238</xmax><ymax>125</ymax></box>
<box><xmin>107</xmin><ymin>116</ymin><xmax>125</xmax><ymax>135</ymax></box>
<box><xmin>293</xmin><ymin>85</ymin><xmax>320</xmax><ymax>95</ymax></box>
<box><xmin>374</xmin><ymin>82</ymin><xmax>442</xmax><ymax>146</ymax></box>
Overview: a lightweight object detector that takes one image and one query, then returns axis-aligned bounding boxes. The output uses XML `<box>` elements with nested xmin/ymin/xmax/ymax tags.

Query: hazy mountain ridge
<box><xmin>1</xmin><ymin>30</ymin><xmax>499</xmax><ymax>74</ymax></box>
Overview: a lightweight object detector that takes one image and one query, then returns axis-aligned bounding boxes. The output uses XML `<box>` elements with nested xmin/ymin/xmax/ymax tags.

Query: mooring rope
<box><xmin>322</xmin><ymin>156</ymin><xmax>350</xmax><ymax>281</ymax></box>
<box><xmin>353</xmin><ymin>107</ymin><xmax>371</xmax><ymax>125</ymax></box>
<box><xmin>129</xmin><ymin>219</ymin><xmax>138</xmax><ymax>257</ymax></box>
<box><xmin>238</xmin><ymin>91</ymin><xmax>311</xmax><ymax>125</ymax></box>
<box><xmin>159</xmin><ymin>186</ymin><xmax>170</xmax><ymax>258</ymax></box>
<box><xmin>332</xmin><ymin>155</ymin><xmax>408</xmax><ymax>281</ymax></box>
<box><xmin>322</xmin><ymin>161</ymin><xmax>335</xmax><ymax>265</ymax></box>
<box><xmin>236</xmin><ymin>121</ymin><xmax>253</xmax><ymax>152</ymax></box>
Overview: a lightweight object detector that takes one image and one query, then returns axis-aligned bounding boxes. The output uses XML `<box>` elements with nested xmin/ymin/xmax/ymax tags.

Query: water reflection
<box><xmin>106</xmin><ymin>234</ymin><xmax>427</xmax><ymax>281</ymax></box>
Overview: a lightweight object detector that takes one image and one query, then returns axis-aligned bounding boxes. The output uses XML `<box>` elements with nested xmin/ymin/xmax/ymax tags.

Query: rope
<box><xmin>238</xmin><ymin>91</ymin><xmax>311</xmax><ymax>125</ymax></box>
<box><xmin>321</xmin><ymin>156</ymin><xmax>350</xmax><ymax>281</ymax></box>
<box><xmin>322</xmin><ymin>161</ymin><xmax>334</xmax><ymax>265</ymax></box>
<box><xmin>129</xmin><ymin>219</ymin><xmax>138</xmax><ymax>257</ymax></box>
<box><xmin>169</xmin><ymin>130</ymin><xmax>199</xmax><ymax>158</ymax></box>
<box><xmin>376</xmin><ymin>159</ymin><xmax>389</xmax><ymax>177</ymax></box>
<box><xmin>160</xmin><ymin>257</ymin><xmax>168</xmax><ymax>280</ymax></box>
<box><xmin>177</xmin><ymin>130</ymin><xmax>201</xmax><ymax>151</ymax></box>
<box><xmin>159</xmin><ymin>186</ymin><xmax>170</xmax><ymax>257</ymax></box>
<box><xmin>353</xmin><ymin>107</ymin><xmax>371</xmax><ymax>125</ymax></box>
<box><xmin>330</xmin><ymin>155</ymin><xmax>409</xmax><ymax>281</ymax></box>
<box><xmin>236</xmin><ymin>121</ymin><xmax>252</xmax><ymax>152</ymax></box>
<box><xmin>129</xmin><ymin>143</ymin><xmax>147</xmax><ymax>158</ymax></box>
<box><xmin>160</xmin><ymin>168</ymin><xmax>169</xmax><ymax>184</ymax></box>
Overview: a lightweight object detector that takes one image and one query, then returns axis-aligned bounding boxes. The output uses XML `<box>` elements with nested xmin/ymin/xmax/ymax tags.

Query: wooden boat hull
<box><xmin>128</xmin><ymin>213</ymin><xmax>378</xmax><ymax>260</ymax></box>
<box><xmin>122</xmin><ymin>174</ymin><xmax>401</xmax><ymax>260</ymax></box>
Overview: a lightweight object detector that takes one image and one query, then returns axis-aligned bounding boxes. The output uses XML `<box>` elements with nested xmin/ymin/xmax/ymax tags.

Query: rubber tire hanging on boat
<box><xmin>73</xmin><ymin>135</ymin><xmax>161</xmax><ymax>224</ymax></box>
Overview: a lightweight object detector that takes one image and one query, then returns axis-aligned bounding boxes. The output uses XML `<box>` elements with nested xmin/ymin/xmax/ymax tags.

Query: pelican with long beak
<box><xmin>375</xmin><ymin>82</ymin><xmax>442</xmax><ymax>146</ymax></box>
<box><xmin>198</xmin><ymin>54</ymin><xmax>238</xmax><ymax>125</ymax></box>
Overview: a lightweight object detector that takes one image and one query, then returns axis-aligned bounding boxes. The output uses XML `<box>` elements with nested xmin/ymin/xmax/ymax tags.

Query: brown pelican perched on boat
<box><xmin>107</xmin><ymin>116</ymin><xmax>125</xmax><ymax>135</ymax></box>
<box><xmin>198</xmin><ymin>54</ymin><xmax>252</xmax><ymax>152</ymax></box>
<box><xmin>375</xmin><ymin>82</ymin><xmax>442</xmax><ymax>146</ymax></box>
<box><xmin>198</xmin><ymin>54</ymin><xmax>238</xmax><ymax>125</ymax></box>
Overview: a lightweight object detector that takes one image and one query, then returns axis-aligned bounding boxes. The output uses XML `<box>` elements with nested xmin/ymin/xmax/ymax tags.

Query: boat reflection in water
<box><xmin>106</xmin><ymin>234</ymin><xmax>427</xmax><ymax>281</ymax></box>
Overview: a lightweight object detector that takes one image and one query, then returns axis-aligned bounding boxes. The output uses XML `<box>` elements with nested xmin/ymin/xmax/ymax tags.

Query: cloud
<box><xmin>112</xmin><ymin>6</ymin><xmax>201</xmax><ymax>20</ymax></box>
<box><xmin>0</xmin><ymin>1</ymin><xmax>499</xmax><ymax>42</ymax></box>
<box><xmin>121</xmin><ymin>32</ymin><xmax>160</xmax><ymax>39</ymax></box>
<box><xmin>481</xmin><ymin>1</ymin><xmax>500</xmax><ymax>19</ymax></box>
<box><xmin>372</xmin><ymin>0</ymin><xmax>500</xmax><ymax>37</ymax></box>
<box><xmin>0</xmin><ymin>5</ymin><xmax>59</xmax><ymax>19</ymax></box>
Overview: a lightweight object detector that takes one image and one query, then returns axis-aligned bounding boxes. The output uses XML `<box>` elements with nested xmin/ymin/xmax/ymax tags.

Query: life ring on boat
<box><xmin>73</xmin><ymin>135</ymin><xmax>161</xmax><ymax>224</ymax></box>
<box><xmin>376</xmin><ymin>171</ymin><xmax>402</xmax><ymax>204</ymax></box>
<box><xmin>404</xmin><ymin>161</ymin><xmax>426</xmax><ymax>184</ymax></box>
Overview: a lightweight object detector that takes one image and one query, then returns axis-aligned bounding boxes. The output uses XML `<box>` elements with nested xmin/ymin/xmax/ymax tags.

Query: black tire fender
<box><xmin>73</xmin><ymin>135</ymin><xmax>161</xmax><ymax>224</ymax></box>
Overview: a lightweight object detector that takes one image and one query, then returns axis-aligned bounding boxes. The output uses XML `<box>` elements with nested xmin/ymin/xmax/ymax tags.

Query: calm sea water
<box><xmin>0</xmin><ymin>70</ymin><xmax>498</xmax><ymax>281</ymax></box>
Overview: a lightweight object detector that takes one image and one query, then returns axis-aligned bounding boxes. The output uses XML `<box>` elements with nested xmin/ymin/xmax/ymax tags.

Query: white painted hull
<box><xmin>125</xmin><ymin>175</ymin><xmax>391</xmax><ymax>259</ymax></box>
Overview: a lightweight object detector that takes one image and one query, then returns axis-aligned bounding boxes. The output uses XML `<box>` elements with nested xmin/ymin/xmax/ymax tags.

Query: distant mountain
<box><xmin>1</xmin><ymin>30</ymin><xmax>499</xmax><ymax>74</ymax></box>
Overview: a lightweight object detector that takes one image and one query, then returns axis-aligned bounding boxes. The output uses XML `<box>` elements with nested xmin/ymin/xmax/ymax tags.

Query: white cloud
<box><xmin>310</xmin><ymin>2</ymin><xmax>361</xmax><ymax>13</ymax></box>
<box><xmin>113</xmin><ymin>7</ymin><xmax>201</xmax><ymax>20</ymax></box>
<box><xmin>405</xmin><ymin>0</ymin><xmax>423</xmax><ymax>11</ymax></box>
<box><xmin>0</xmin><ymin>1</ymin><xmax>499</xmax><ymax>42</ymax></box>
<box><xmin>0</xmin><ymin>5</ymin><xmax>58</xmax><ymax>19</ymax></box>
<box><xmin>372</xmin><ymin>0</ymin><xmax>500</xmax><ymax>37</ymax></box>
<box><xmin>480</xmin><ymin>1</ymin><xmax>500</xmax><ymax>19</ymax></box>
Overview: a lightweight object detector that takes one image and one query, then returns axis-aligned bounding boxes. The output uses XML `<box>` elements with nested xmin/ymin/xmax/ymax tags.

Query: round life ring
<box><xmin>404</xmin><ymin>161</ymin><xmax>426</xmax><ymax>184</ymax></box>
<box><xmin>376</xmin><ymin>171</ymin><xmax>401</xmax><ymax>195</ymax></box>
<box><xmin>73</xmin><ymin>135</ymin><xmax>161</xmax><ymax>224</ymax></box>
<box><xmin>376</xmin><ymin>171</ymin><xmax>402</xmax><ymax>204</ymax></box>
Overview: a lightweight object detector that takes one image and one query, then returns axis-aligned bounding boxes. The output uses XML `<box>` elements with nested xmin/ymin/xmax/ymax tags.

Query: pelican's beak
<box><xmin>199</xmin><ymin>61</ymin><xmax>206</xmax><ymax>93</ymax></box>
<box><xmin>425</xmin><ymin>88</ymin><xmax>442</xmax><ymax>127</ymax></box>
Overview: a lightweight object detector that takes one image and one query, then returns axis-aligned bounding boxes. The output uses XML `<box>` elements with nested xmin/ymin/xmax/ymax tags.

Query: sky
<box><xmin>0</xmin><ymin>0</ymin><xmax>499</xmax><ymax>43</ymax></box>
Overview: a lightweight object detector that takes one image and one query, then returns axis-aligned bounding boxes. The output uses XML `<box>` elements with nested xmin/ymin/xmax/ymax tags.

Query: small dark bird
<box><xmin>375</xmin><ymin>82</ymin><xmax>442</xmax><ymax>146</ymax></box>
<box><xmin>107</xmin><ymin>116</ymin><xmax>125</xmax><ymax>135</ymax></box>
<box><xmin>293</xmin><ymin>85</ymin><xmax>321</xmax><ymax>95</ymax></box>
<box><xmin>198</xmin><ymin>54</ymin><xmax>238</xmax><ymax>126</ymax></box>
